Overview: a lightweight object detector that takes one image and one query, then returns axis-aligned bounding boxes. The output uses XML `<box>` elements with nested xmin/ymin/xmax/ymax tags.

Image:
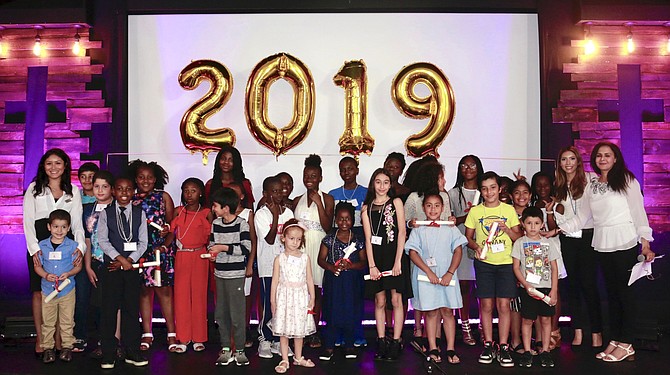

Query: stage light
<box><xmin>0</xmin><ymin>27</ymin><xmax>5</xmax><ymax>57</ymax></box>
<box><xmin>72</xmin><ymin>25</ymin><xmax>81</xmax><ymax>55</ymax></box>
<box><xmin>583</xmin><ymin>22</ymin><xmax>596</xmax><ymax>55</ymax></box>
<box><xmin>625</xmin><ymin>23</ymin><xmax>635</xmax><ymax>54</ymax></box>
<box><xmin>33</xmin><ymin>26</ymin><xmax>43</xmax><ymax>57</ymax></box>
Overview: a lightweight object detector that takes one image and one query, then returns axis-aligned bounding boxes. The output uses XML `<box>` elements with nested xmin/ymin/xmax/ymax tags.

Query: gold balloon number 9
<box><xmin>178</xmin><ymin>60</ymin><xmax>236</xmax><ymax>163</ymax></box>
<box><xmin>245</xmin><ymin>53</ymin><xmax>316</xmax><ymax>156</ymax></box>
<box><xmin>391</xmin><ymin>62</ymin><xmax>455</xmax><ymax>158</ymax></box>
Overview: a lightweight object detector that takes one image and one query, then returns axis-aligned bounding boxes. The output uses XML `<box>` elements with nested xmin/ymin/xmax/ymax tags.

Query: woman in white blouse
<box><xmin>554</xmin><ymin>142</ymin><xmax>654</xmax><ymax>363</ymax></box>
<box><xmin>553</xmin><ymin>146</ymin><xmax>603</xmax><ymax>348</ymax></box>
<box><xmin>23</xmin><ymin>148</ymin><xmax>85</xmax><ymax>358</ymax></box>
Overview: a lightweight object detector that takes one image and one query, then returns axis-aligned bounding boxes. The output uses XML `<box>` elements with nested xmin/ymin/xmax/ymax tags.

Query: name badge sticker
<box><xmin>124</xmin><ymin>242</ymin><xmax>138</xmax><ymax>252</ymax></box>
<box><xmin>526</xmin><ymin>272</ymin><xmax>541</xmax><ymax>284</ymax></box>
<box><xmin>425</xmin><ymin>257</ymin><xmax>437</xmax><ymax>267</ymax></box>
<box><xmin>491</xmin><ymin>243</ymin><xmax>505</xmax><ymax>253</ymax></box>
<box><xmin>371</xmin><ymin>236</ymin><xmax>382</xmax><ymax>245</ymax></box>
<box><xmin>348</xmin><ymin>199</ymin><xmax>359</xmax><ymax>207</ymax></box>
<box><xmin>49</xmin><ymin>251</ymin><xmax>62</xmax><ymax>260</ymax></box>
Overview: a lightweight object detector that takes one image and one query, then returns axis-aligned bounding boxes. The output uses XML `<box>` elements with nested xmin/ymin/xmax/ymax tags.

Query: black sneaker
<box><xmin>385</xmin><ymin>339</ymin><xmax>402</xmax><ymax>361</ymax></box>
<box><xmin>478</xmin><ymin>341</ymin><xmax>495</xmax><ymax>364</ymax></box>
<box><xmin>72</xmin><ymin>339</ymin><xmax>87</xmax><ymax>353</ymax></box>
<box><xmin>319</xmin><ymin>349</ymin><xmax>334</xmax><ymax>361</ymax></box>
<box><xmin>375</xmin><ymin>337</ymin><xmax>388</xmax><ymax>360</ymax></box>
<box><xmin>519</xmin><ymin>351</ymin><xmax>533</xmax><ymax>367</ymax></box>
<box><xmin>540</xmin><ymin>351</ymin><xmax>555</xmax><ymax>367</ymax></box>
<box><xmin>344</xmin><ymin>347</ymin><xmax>358</xmax><ymax>359</ymax></box>
<box><xmin>100</xmin><ymin>358</ymin><xmax>115</xmax><ymax>369</ymax></box>
<box><xmin>498</xmin><ymin>343</ymin><xmax>515</xmax><ymax>367</ymax></box>
<box><xmin>125</xmin><ymin>351</ymin><xmax>148</xmax><ymax>367</ymax></box>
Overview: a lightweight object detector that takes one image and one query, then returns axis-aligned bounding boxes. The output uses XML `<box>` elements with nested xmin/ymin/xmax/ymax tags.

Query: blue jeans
<box><xmin>258</xmin><ymin>277</ymin><xmax>277</xmax><ymax>343</ymax></box>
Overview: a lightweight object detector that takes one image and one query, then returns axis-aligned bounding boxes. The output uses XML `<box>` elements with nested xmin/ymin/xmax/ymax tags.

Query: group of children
<box><xmin>30</xmin><ymin>149</ymin><xmax>567</xmax><ymax>371</ymax></box>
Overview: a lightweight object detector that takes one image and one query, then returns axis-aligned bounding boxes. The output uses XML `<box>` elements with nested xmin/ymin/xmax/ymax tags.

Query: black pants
<box><xmin>100</xmin><ymin>266</ymin><xmax>141</xmax><ymax>360</ymax></box>
<box><xmin>598</xmin><ymin>246</ymin><xmax>638</xmax><ymax>343</ymax></box>
<box><xmin>560</xmin><ymin>230</ymin><xmax>602</xmax><ymax>332</ymax></box>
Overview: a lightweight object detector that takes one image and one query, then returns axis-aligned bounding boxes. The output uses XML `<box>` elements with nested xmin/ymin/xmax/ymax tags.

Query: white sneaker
<box><xmin>270</xmin><ymin>341</ymin><xmax>294</xmax><ymax>356</ymax></box>
<box><xmin>258</xmin><ymin>341</ymin><xmax>273</xmax><ymax>359</ymax></box>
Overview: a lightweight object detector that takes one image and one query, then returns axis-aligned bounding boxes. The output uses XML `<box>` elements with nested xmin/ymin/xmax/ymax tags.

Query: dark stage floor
<box><xmin>1</xmin><ymin>324</ymin><xmax>667</xmax><ymax>375</ymax></box>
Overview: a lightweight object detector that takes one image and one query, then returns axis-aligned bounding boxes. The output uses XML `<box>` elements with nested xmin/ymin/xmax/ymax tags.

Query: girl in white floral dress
<box><xmin>270</xmin><ymin>219</ymin><xmax>316</xmax><ymax>373</ymax></box>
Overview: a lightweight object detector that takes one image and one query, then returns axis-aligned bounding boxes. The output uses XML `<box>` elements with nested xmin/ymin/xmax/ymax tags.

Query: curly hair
<box><xmin>127</xmin><ymin>159</ymin><xmax>169</xmax><ymax>190</ymax></box>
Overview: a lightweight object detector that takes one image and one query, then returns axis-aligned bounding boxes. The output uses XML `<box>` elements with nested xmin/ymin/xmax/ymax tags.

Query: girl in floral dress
<box><xmin>270</xmin><ymin>219</ymin><xmax>317</xmax><ymax>373</ymax></box>
<box><xmin>127</xmin><ymin>160</ymin><xmax>178</xmax><ymax>352</ymax></box>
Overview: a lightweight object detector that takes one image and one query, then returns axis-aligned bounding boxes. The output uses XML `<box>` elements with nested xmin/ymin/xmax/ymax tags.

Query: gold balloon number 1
<box><xmin>179</xmin><ymin>55</ymin><xmax>455</xmax><ymax>160</ymax></box>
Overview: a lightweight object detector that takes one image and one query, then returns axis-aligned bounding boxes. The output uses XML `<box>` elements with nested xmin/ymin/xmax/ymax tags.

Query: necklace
<box><xmin>177</xmin><ymin>204</ymin><xmax>201</xmax><ymax>241</ymax></box>
<box><xmin>341</xmin><ymin>185</ymin><xmax>359</xmax><ymax>200</ymax></box>
<box><xmin>332</xmin><ymin>229</ymin><xmax>353</xmax><ymax>261</ymax></box>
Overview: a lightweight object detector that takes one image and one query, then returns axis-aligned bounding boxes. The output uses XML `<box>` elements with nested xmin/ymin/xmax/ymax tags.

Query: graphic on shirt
<box><xmin>478</xmin><ymin>215</ymin><xmax>508</xmax><ymax>241</ymax></box>
<box><xmin>522</xmin><ymin>241</ymin><xmax>551</xmax><ymax>282</ymax></box>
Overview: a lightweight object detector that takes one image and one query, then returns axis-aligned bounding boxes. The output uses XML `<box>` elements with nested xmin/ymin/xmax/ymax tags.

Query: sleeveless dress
<box><xmin>364</xmin><ymin>200</ymin><xmax>413</xmax><ymax>299</ymax></box>
<box><xmin>294</xmin><ymin>192</ymin><xmax>327</xmax><ymax>287</ymax></box>
<box><xmin>270</xmin><ymin>253</ymin><xmax>317</xmax><ymax>338</ymax></box>
<box><xmin>133</xmin><ymin>190</ymin><xmax>175</xmax><ymax>287</ymax></box>
<box><xmin>321</xmin><ymin>233</ymin><xmax>365</xmax><ymax>332</ymax></box>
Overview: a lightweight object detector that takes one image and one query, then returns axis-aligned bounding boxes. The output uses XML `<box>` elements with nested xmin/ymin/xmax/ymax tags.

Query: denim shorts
<box><xmin>474</xmin><ymin>260</ymin><xmax>518</xmax><ymax>299</ymax></box>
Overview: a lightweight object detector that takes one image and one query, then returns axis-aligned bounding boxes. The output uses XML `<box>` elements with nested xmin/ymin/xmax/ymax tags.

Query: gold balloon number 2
<box><xmin>179</xmin><ymin>55</ymin><xmax>455</xmax><ymax>160</ymax></box>
<box><xmin>178</xmin><ymin>60</ymin><xmax>236</xmax><ymax>164</ymax></box>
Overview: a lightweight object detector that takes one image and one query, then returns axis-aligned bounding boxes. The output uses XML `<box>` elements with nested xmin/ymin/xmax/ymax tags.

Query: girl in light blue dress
<box><xmin>406</xmin><ymin>193</ymin><xmax>467</xmax><ymax>365</ymax></box>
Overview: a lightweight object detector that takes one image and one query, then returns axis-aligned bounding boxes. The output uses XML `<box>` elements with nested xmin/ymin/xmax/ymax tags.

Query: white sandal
<box><xmin>167</xmin><ymin>333</ymin><xmax>183</xmax><ymax>353</ymax></box>
<box><xmin>193</xmin><ymin>342</ymin><xmax>205</xmax><ymax>352</ymax></box>
<box><xmin>140</xmin><ymin>333</ymin><xmax>153</xmax><ymax>351</ymax></box>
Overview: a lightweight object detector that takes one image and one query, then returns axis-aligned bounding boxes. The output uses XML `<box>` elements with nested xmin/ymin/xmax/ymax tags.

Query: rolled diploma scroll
<box><xmin>415</xmin><ymin>221</ymin><xmax>455</xmax><ymax>226</ymax></box>
<box><xmin>132</xmin><ymin>249</ymin><xmax>161</xmax><ymax>287</ymax></box>
<box><xmin>417</xmin><ymin>274</ymin><xmax>456</xmax><ymax>286</ymax></box>
<box><xmin>44</xmin><ymin>278</ymin><xmax>72</xmax><ymax>303</ymax></box>
<box><xmin>148</xmin><ymin>221</ymin><xmax>163</xmax><ymax>231</ymax></box>
<box><xmin>527</xmin><ymin>287</ymin><xmax>553</xmax><ymax>305</ymax></box>
<box><xmin>342</xmin><ymin>243</ymin><xmax>357</xmax><ymax>260</ymax></box>
<box><xmin>480</xmin><ymin>221</ymin><xmax>499</xmax><ymax>260</ymax></box>
<box><xmin>473</xmin><ymin>190</ymin><xmax>481</xmax><ymax>206</ymax></box>
<box><xmin>364</xmin><ymin>270</ymin><xmax>393</xmax><ymax>280</ymax></box>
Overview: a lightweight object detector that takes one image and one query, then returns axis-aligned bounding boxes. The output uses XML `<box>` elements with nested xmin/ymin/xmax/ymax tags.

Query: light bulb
<box><xmin>627</xmin><ymin>32</ymin><xmax>634</xmax><ymax>54</ymax></box>
<box><xmin>72</xmin><ymin>34</ymin><xmax>81</xmax><ymax>55</ymax></box>
<box><xmin>33</xmin><ymin>36</ymin><xmax>42</xmax><ymax>56</ymax></box>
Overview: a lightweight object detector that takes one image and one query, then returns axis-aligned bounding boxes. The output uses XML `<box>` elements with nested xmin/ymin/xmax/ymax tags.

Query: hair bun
<box><xmin>304</xmin><ymin>154</ymin><xmax>321</xmax><ymax>168</ymax></box>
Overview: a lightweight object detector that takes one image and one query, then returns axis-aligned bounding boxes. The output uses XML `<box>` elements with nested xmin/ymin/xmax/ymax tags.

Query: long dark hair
<box><xmin>414</xmin><ymin>162</ymin><xmax>444</xmax><ymax>197</ymax></box>
<box><xmin>403</xmin><ymin>155</ymin><xmax>438</xmax><ymax>192</ymax></box>
<box><xmin>555</xmin><ymin>146</ymin><xmax>587</xmax><ymax>201</ymax></box>
<box><xmin>127</xmin><ymin>159</ymin><xmax>169</xmax><ymax>190</ymax></box>
<box><xmin>211</xmin><ymin>145</ymin><xmax>247</xmax><ymax>200</ymax></box>
<box><xmin>180</xmin><ymin>177</ymin><xmax>206</xmax><ymax>207</ymax></box>
<box><xmin>452</xmin><ymin>154</ymin><xmax>484</xmax><ymax>211</ymax></box>
<box><xmin>590</xmin><ymin>141</ymin><xmax>634</xmax><ymax>193</ymax></box>
<box><xmin>363</xmin><ymin>168</ymin><xmax>395</xmax><ymax>206</ymax></box>
<box><xmin>32</xmin><ymin>148</ymin><xmax>73</xmax><ymax>197</ymax></box>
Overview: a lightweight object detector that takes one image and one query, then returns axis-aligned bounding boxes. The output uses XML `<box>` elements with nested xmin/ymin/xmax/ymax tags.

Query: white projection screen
<box><xmin>128</xmin><ymin>13</ymin><xmax>540</xmax><ymax>202</ymax></box>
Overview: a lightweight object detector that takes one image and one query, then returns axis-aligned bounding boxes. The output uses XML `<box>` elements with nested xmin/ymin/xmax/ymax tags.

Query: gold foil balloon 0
<box><xmin>178</xmin><ymin>59</ymin><xmax>236</xmax><ymax>164</ymax></box>
<box><xmin>245</xmin><ymin>53</ymin><xmax>315</xmax><ymax>156</ymax></box>
<box><xmin>333</xmin><ymin>60</ymin><xmax>374</xmax><ymax>157</ymax></box>
<box><xmin>391</xmin><ymin>62</ymin><xmax>455</xmax><ymax>158</ymax></box>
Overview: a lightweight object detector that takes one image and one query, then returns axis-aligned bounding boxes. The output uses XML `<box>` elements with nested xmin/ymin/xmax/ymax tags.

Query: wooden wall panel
<box><xmin>0</xmin><ymin>25</ymin><xmax>112</xmax><ymax>234</ymax></box>
<box><xmin>554</xmin><ymin>23</ymin><xmax>669</xmax><ymax>233</ymax></box>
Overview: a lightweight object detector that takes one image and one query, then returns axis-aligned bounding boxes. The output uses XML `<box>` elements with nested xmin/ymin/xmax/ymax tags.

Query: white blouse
<box><xmin>555</xmin><ymin>175</ymin><xmax>653</xmax><ymax>252</ymax></box>
<box><xmin>23</xmin><ymin>182</ymin><xmax>86</xmax><ymax>256</ymax></box>
<box><xmin>556</xmin><ymin>172</ymin><xmax>596</xmax><ymax>232</ymax></box>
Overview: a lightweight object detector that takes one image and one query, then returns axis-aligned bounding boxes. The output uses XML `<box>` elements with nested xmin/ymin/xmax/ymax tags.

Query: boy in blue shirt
<box><xmin>34</xmin><ymin>209</ymin><xmax>82</xmax><ymax>364</ymax></box>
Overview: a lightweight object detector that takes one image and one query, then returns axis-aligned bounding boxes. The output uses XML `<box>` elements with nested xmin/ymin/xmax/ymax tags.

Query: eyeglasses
<box><xmin>460</xmin><ymin>163</ymin><xmax>477</xmax><ymax>170</ymax></box>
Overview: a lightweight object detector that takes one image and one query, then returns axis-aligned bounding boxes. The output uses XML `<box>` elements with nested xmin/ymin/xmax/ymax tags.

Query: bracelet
<box><xmin>446</xmin><ymin>270</ymin><xmax>454</xmax><ymax>275</ymax></box>
<box><xmin>370</xmin><ymin>265</ymin><xmax>377</xmax><ymax>269</ymax></box>
<box><xmin>546</xmin><ymin>211</ymin><xmax>554</xmax><ymax>214</ymax></box>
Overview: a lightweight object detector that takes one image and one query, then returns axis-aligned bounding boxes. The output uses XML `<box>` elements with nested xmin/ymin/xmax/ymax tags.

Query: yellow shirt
<box><xmin>464</xmin><ymin>203</ymin><xmax>519</xmax><ymax>265</ymax></box>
